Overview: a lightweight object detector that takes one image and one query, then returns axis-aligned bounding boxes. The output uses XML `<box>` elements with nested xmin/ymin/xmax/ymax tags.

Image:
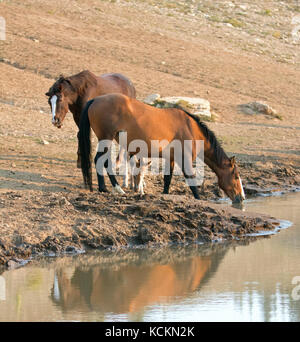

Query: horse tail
<box><xmin>78</xmin><ymin>99</ymin><xmax>94</xmax><ymax>191</ymax></box>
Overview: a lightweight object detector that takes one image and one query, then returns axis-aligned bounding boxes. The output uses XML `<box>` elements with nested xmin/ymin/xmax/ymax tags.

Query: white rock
<box><xmin>144</xmin><ymin>94</ymin><xmax>161</xmax><ymax>105</ymax></box>
<box><xmin>144</xmin><ymin>95</ymin><xmax>211</xmax><ymax>118</ymax></box>
<box><xmin>159</xmin><ymin>96</ymin><xmax>211</xmax><ymax>117</ymax></box>
<box><xmin>238</xmin><ymin>102</ymin><xmax>278</xmax><ymax>116</ymax></box>
<box><xmin>239</xmin><ymin>4</ymin><xmax>248</xmax><ymax>10</ymax></box>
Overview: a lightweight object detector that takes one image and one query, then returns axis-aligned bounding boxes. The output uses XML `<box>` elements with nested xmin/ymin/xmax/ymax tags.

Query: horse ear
<box><xmin>55</xmin><ymin>81</ymin><xmax>63</xmax><ymax>91</ymax></box>
<box><xmin>57</xmin><ymin>75</ymin><xmax>65</xmax><ymax>90</ymax></box>
<box><xmin>45</xmin><ymin>91</ymin><xmax>50</xmax><ymax>96</ymax></box>
<box><xmin>63</xmin><ymin>78</ymin><xmax>75</xmax><ymax>91</ymax></box>
<box><xmin>230</xmin><ymin>156</ymin><xmax>236</xmax><ymax>166</ymax></box>
<box><xmin>140</xmin><ymin>160</ymin><xmax>151</xmax><ymax>171</ymax></box>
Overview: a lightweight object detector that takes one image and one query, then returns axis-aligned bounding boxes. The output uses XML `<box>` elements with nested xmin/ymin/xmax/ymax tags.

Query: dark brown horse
<box><xmin>78</xmin><ymin>94</ymin><xmax>245</xmax><ymax>203</ymax></box>
<box><xmin>45</xmin><ymin>70</ymin><xmax>136</xmax><ymax>167</ymax></box>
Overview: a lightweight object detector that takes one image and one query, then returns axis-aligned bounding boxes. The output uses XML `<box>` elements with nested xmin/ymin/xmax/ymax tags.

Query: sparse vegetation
<box><xmin>198</xmin><ymin>113</ymin><xmax>217</xmax><ymax>122</ymax></box>
<box><xmin>224</xmin><ymin>18</ymin><xmax>244</xmax><ymax>28</ymax></box>
<box><xmin>176</xmin><ymin>99</ymin><xmax>194</xmax><ymax>111</ymax></box>
<box><xmin>209</xmin><ymin>15</ymin><xmax>222</xmax><ymax>23</ymax></box>
<box><xmin>262</xmin><ymin>9</ymin><xmax>272</xmax><ymax>16</ymax></box>
<box><xmin>272</xmin><ymin>31</ymin><xmax>282</xmax><ymax>39</ymax></box>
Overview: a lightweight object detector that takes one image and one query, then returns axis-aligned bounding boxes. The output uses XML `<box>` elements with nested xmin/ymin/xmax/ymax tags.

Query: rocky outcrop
<box><xmin>144</xmin><ymin>94</ymin><xmax>211</xmax><ymax>119</ymax></box>
<box><xmin>238</xmin><ymin>101</ymin><xmax>282</xmax><ymax>119</ymax></box>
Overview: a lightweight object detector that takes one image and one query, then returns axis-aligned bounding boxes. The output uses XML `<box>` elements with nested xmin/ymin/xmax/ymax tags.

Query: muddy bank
<box><xmin>0</xmin><ymin>155</ymin><xmax>299</xmax><ymax>269</ymax></box>
<box><xmin>0</xmin><ymin>188</ymin><xmax>283</xmax><ymax>268</ymax></box>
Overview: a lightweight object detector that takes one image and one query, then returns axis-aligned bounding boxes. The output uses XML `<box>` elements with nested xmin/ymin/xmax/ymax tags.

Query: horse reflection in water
<box><xmin>51</xmin><ymin>247</ymin><xmax>227</xmax><ymax>315</ymax></box>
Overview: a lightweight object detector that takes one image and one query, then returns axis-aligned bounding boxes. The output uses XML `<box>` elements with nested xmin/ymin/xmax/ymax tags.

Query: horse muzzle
<box><xmin>52</xmin><ymin>117</ymin><xmax>62</xmax><ymax>128</ymax></box>
<box><xmin>232</xmin><ymin>194</ymin><xmax>245</xmax><ymax>203</ymax></box>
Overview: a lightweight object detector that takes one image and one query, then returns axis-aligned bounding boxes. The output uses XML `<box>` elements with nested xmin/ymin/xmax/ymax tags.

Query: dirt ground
<box><xmin>0</xmin><ymin>0</ymin><xmax>299</xmax><ymax>267</ymax></box>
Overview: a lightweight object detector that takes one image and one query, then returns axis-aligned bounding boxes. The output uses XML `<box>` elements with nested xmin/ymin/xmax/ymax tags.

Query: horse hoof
<box><xmin>98</xmin><ymin>188</ymin><xmax>108</xmax><ymax>193</ymax></box>
<box><xmin>112</xmin><ymin>185</ymin><xmax>126</xmax><ymax>195</ymax></box>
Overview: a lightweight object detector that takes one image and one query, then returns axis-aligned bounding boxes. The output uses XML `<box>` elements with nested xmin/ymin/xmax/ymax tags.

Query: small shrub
<box><xmin>209</xmin><ymin>15</ymin><xmax>222</xmax><ymax>23</ymax></box>
<box><xmin>263</xmin><ymin>9</ymin><xmax>272</xmax><ymax>16</ymax></box>
<box><xmin>272</xmin><ymin>31</ymin><xmax>282</xmax><ymax>39</ymax></box>
<box><xmin>224</xmin><ymin>18</ymin><xmax>244</xmax><ymax>28</ymax></box>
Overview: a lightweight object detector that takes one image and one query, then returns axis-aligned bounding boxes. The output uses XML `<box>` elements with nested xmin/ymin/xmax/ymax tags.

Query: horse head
<box><xmin>217</xmin><ymin>156</ymin><xmax>245</xmax><ymax>203</ymax></box>
<box><xmin>45</xmin><ymin>76</ymin><xmax>77</xmax><ymax>128</ymax></box>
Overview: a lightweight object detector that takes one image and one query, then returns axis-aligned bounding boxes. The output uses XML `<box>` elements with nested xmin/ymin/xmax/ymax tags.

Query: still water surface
<box><xmin>0</xmin><ymin>192</ymin><xmax>299</xmax><ymax>322</ymax></box>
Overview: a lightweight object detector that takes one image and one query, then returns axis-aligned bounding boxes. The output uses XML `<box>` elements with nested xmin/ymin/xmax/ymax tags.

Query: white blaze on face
<box><xmin>50</xmin><ymin>95</ymin><xmax>57</xmax><ymax>124</ymax></box>
<box><xmin>239</xmin><ymin>176</ymin><xmax>245</xmax><ymax>200</ymax></box>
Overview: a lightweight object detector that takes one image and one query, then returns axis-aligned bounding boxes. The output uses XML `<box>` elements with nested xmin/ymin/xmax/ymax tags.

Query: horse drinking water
<box><xmin>78</xmin><ymin>94</ymin><xmax>245</xmax><ymax>203</ymax></box>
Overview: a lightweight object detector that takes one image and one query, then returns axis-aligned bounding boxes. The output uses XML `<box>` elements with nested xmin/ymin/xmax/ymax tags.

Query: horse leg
<box><xmin>181</xmin><ymin>157</ymin><xmax>200</xmax><ymax>200</ymax></box>
<box><xmin>76</xmin><ymin>131</ymin><xmax>81</xmax><ymax>168</ymax></box>
<box><xmin>106</xmin><ymin>145</ymin><xmax>125</xmax><ymax>195</ymax></box>
<box><xmin>137</xmin><ymin>169</ymin><xmax>145</xmax><ymax>195</ymax></box>
<box><xmin>186</xmin><ymin>178</ymin><xmax>200</xmax><ymax>199</ymax></box>
<box><xmin>129</xmin><ymin>155</ymin><xmax>136</xmax><ymax>189</ymax></box>
<box><xmin>163</xmin><ymin>160</ymin><xmax>174</xmax><ymax>194</ymax></box>
<box><xmin>115</xmin><ymin>144</ymin><xmax>129</xmax><ymax>188</ymax></box>
<box><xmin>136</xmin><ymin>158</ymin><xmax>149</xmax><ymax>195</ymax></box>
<box><xmin>123</xmin><ymin>153</ymin><xmax>129</xmax><ymax>188</ymax></box>
<box><xmin>121</xmin><ymin>149</ymin><xmax>129</xmax><ymax>188</ymax></box>
<box><xmin>73</xmin><ymin>110</ymin><xmax>81</xmax><ymax>168</ymax></box>
<box><xmin>95</xmin><ymin>149</ymin><xmax>125</xmax><ymax>194</ymax></box>
<box><xmin>94</xmin><ymin>152</ymin><xmax>108</xmax><ymax>193</ymax></box>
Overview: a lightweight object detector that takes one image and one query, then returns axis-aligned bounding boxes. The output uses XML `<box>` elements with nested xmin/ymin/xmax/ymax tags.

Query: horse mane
<box><xmin>67</xmin><ymin>70</ymin><xmax>98</xmax><ymax>96</ymax></box>
<box><xmin>48</xmin><ymin>70</ymin><xmax>98</xmax><ymax>96</ymax></box>
<box><xmin>176</xmin><ymin>105</ymin><xmax>229</xmax><ymax>166</ymax></box>
<box><xmin>48</xmin><ymin>75</ymin><xmax>65</xmax><ymax>94</ymax></box>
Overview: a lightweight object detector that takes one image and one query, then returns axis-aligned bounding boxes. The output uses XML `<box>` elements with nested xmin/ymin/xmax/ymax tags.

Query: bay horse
<box><xmin>45</xmin><ymin>70</ymin><xmax>136</xmax><ymax>169</ymax></box>
<box><xmin>78</xmin><ymin>94</ymin><xmax>245</xmax><ymax>203</ymax></box>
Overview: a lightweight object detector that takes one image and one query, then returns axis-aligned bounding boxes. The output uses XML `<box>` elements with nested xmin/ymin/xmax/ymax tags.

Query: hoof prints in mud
<box><xmin>0</xmin><ymin>190</ymin><xmax>280</xmax><ymax>267</ymax></box>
